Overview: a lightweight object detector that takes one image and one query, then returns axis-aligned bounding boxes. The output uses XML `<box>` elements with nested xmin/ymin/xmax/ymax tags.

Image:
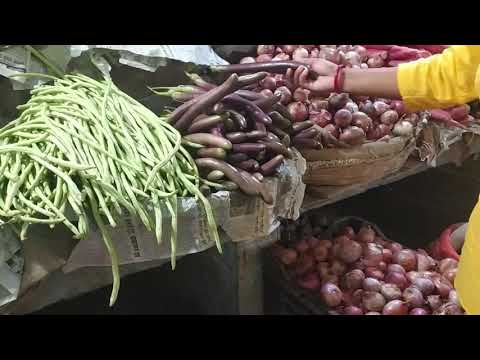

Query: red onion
<box><xmin>329</xmin><ymin>93</ymin><xmax>349</xmax><ymax>110</ymax></box>
<box><xmin>274</xmin><ymin>86</ymin><xmax>292</xmax><ymax>105</ymax></box>
<box><xmin>317</xmin><ymin>262</ymin><xmax>330</xmax><ymax>278</ymax></box>
<box><xmin>382</xmin><ymin>249</ymin><xmax>393</xmax><ymax>263</ymax></box>
<box><xmin>385</xmin><ymin>271</ymin><xmax>409</xmax><ymax>290</ymax></box>
<box><xmin>240</xmin><ymin>57</ymin><xmax>256</xmax><ymax>64</ymax></box>
<box><xmin>380</xmin><ymin>110</ymin><xmax>399</xmax><ymax>125</ymax></box>
<box><xmin>339</xmin><ymin>126</ymin><xmax>366</xmax><ymax>146</ymax></box>
<box><xmin>409</xmin><ymin>308</ymin><xmax>430</xmax><ymax>315</ymax></box>
<box><xmin>344</xmin><ymin>306</ymin><xmax>363</xmax><ymax>315</ymax></box>
<box><xmin>377</xmin><ymin>124</ymin><xmax>393</xmax><ymax>137</ymax></box>
<box><xmin>352</xmin><ymin>112</ymin><xmax>373</xmax><ymax>132</ymax></box>
<box><xmin>439</xmin><ymin>258</ymin><xmax>458</xmax><ymax>275</ymax></box>
<box><xmin>310</xmin><ymin>98</ymin><xmax>329</xmax><ymax>111</ymax></box>
<box><xmin>293</xmin><ymin>88</ymin><xmax>310</xmax><ymax>102</ymax></box>
<box><xmin>365</xmin><ymin>311</ymin><xmax>381</xmax><ymax>315</ymax></box>
<box><xmin>363</xmin><ymin>277</ymin><xmax>382</xmax><ymax>292</ymax></box>
<box><xmin>318</xmin><ymin>239</ymin><xmax>333</xmax><ymax>249</ymax></box>
<box><xmin>387</xmin><ymin>264</ymin><xmax>406</xmax><ymax>274</ymax></box>
<box><xmin>306</xmin><ymin>236</ymin><xmax>320</xmax><ymax>249</ymax></box>
<box><xmin>390</xmin><ymin>100</ymin><xmax>406</xmax><ymax>116</ymax></box>
<box><xmin>427</xmin><ymin>295</ymin><xmax>442</xmax><ymax>311</ymax></box>
<box><xmin>295</xmin><ymin>240</ymin><xmax>309</xmax><ymax>253</ymax></box>
<box><xmin>412</xmin><ymin>277</ymin><xmax>435</xmax><ymax>296</ymax></box>
<box><xmin>378</xmin><ymin>261</ymin><xmax>387</xmax><ymax>272</ymax></box>
<box><xmin>448</xmin><ymin>289</ymin><xmax>460</xmax><ymax>306</ymax></box>
<box><xmin>309</xmin><ymin>110</ymin><xmax>332</xmax><ymax>127</ymax></box>
<box><xmin>256</xmin><ymin>54</ymin><xmax>273</xmax><ymax>62</ymax></box>
<box><xmin>298</xmin><ymin>272</ymin><xmax>320</xmax><ymax>290</ymax></box>
<box><xmin>320</xmin><ymin>282</ymin><xmax>343</xmax><ymax>307</ymax></box>
<box><xmin>388</xmin><ymin>242</ymin><xmax>403</xmax><ymax>252</ymax></box>
<box><xmin>367</xmin><ymin>56</ymin><xmax>385</xmax><ymax>68</ymax></box>
<box><xmin>287</xmin><ymin>102</ymin><xmax>309</xmax><ymax>122</ymax></box>
<box><xmin>403</xmin><ymin>287</ymin><xmax>425</xmax><ymax>308</ymax></box>
<box><xmin>359</xmin><ymin>100</ymin><xmax>376</xmax><ymax>118</ymax></box>
<box><xmin>373</xmin><ymin>101</ymin><xmax>390</xmax><ymax>116</ymax></box>
<box><xmin>366</xmin><ymin>127</ymin><xmax>383</xmax><ymax>141</ymax></box>
<box><xmin>357</xmin><ymin>225</ymin><xmax>375</xmax><ymax>243</ymax></box>
<box><xmin>272</xmin><ymin>53</ymin><xmax>290</xmax><ymax>61</ymax></box>
<box><xmin>381</xmin><ymin>283</ymin><xmax>402</xmax><ymax>301</ymax></box>
<box><xmin>393</xmin><ymin>249</ymin><xmax>417</xmax><ymax>272</ymax></box>
<box><xmin>443</xmin><ymin>268</ymin><xmax>457</xmax><ymax>284</ymax></box>
<box><xmin>338</xmin><ymin>225</ymin><xmax>355</xmax><ymax>239</ymax></box>
<box><xmin>353</xmin><ymin>46</ymin><xmax>368</xmax><ymax>61</ymax></box>
<box><xmin>313</xmin><ymin>245</ymin><xmax>329</xmax><ymax>262</ymax></box>
<box><xmin>324</xmin><ymin>124</ymin><xmax>339</xmax><ymax>138</ymax></box>
<box><xmin>260</xmin><ymin>76</ymin><xmax>277</xmax><ymax>91</ymax></box>
<box><xmin>281</xmin><ymin>45</ymin><xmax>298</xmax><ymax>54</ymax></box>
<box><xmin>343</xmin><ymin>52</ymin><xmax>362</xmax><ymax>67</ymax></box>
<box><xmin>344</xmin><ymin>102</ymin><xmax>359</xmax><ymax>113</ymax></box>
<box><xmin>278</xmin><ymin>248</ymin><xmax>298</xmax><ymax>266</ymax></box>
<box><xmin>337</xmin><ymin>238</ymin><xmax>362</xmax><ymax>264</ymax></box>
<box><xmin>416</xmin><ymin>253</ymin><xmax>436</xmax><ymax>271</ymax></box>
<box><xmin>365</xmin><ymin>267</ymin><xmax>384</xmax><ymax>280</ymax></box>
<box><xmin>260</xmin><ymin>89</ymin><xmax>274</xmax><ymax>98</ymax></box>
<box><xmin>351</xmin><ymin>289</ymin><xmax>364</xmax><ymax>306</ymax></box>
<box><xmin>433</xmin><ymin>302</ymin><xmax>464</xmax><ymax>315</ymax></box>
<box><xmin>433</xmin><ymin>276</ymin><xmax>453</xmax><ymax>298</ymax></box>
<box><xmin>257</xmin><ymin>45</ymin><xmax>275</xmax><ymax>55</ymax></box>
<box><xmin>375</xmin><ymin>237</ymin><xmax>389</xmax><ymax>247</ymax></box>
<box><xmin>293</xmin><ymin>47</ymin><xmax>309</xmax><ymax>61</ymax></box>
<box><xmin>343</xmin><ymin>269</ymin><xmax>365</xmax><ymax>291</ymax></box>
<box><xmin>363</xmin><ymin>243</ymin><xmax>384</xmax><ymax>266</ymax></box>
<box><xmin>321</xmin><ymin>274</ymin><xmax>339</xmax><ymax>286</ymax></box>
<box><xmin>330</xmin><ymin>259</ymin><xmax>348</xmax><ymax>276</ymax></box>
<box><xmin>362</xmin><ymin>291</ymin><xmax>386</xmax><ymax>312</ymax></box>
<box><xmin>383</xmin><ymin>300</ymin><xmax>409</xmax><ymax>315</ymax></box>
<box><xmin>353</xmin><ymin>259</ymin><xmax>366</xmax><ymax>271</ymax></box>
<box><xmin>334</xmin><ymin>109</ymin><xmax>353</xmax><ymax>128</ymax></box>
<box><xmin>294</xmin><ymin>254</ymin><xmax>315</xmax><ymax>276</ymax></box>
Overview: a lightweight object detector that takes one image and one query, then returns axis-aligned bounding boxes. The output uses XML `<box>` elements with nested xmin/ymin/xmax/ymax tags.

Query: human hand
<box><xmin>286</xmin><ymin>58</ymin><xmax>339</xmax><ymax>96</ymax></box>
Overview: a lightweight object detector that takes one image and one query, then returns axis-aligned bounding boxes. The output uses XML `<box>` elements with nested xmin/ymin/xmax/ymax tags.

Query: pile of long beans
<box><xmin>152</xmin><ymin>72</ymin><xmax>304</xmax><ymax>205</ymax></box>
<box><xmin>1</xmin><ymin>73</ymin><xmax>220</xmax><ymax>305</ymax></box>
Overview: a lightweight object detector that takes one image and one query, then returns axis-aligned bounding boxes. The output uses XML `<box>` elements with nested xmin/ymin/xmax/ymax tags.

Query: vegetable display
<box><xmin>1</xmin><ymin>73</ymin><xmax>220</xmax><ymax>306</ymax></box>
<box><xmin>272</xmin><ymin>216</ymin><xmax>464</xmax><ymax>315</ymax></box>
<box><xmin>151</xmin><ymin>71</ymin><xmax>306</xmax><ymax>204</ymax></box>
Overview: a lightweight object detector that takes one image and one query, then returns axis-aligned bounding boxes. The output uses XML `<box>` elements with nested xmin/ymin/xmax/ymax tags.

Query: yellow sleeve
<box><xmin>397</xmin><ymin>45</ymin><xmax>480</xmax><ymax>111</ymax></box>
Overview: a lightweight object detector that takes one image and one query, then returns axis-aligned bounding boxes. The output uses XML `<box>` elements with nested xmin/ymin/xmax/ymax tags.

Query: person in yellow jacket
<box><xmin>290</xmin><ymin>45</ymin><xmax>480</xmax><ymax>314</ymax></box>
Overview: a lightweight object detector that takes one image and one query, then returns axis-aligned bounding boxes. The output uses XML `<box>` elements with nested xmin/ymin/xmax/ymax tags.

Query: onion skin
<box><xmin>373</xmin><ymin>101</ymin><xmax>390</xmax><ymax>116</ymax></box>
<box><xmin>416</xmin><ymin>253</ymin><xmax>436</xmax><ymax>272</ymax></box>
<box><xmin>310</xmin><ymin>110</ymin><xmax>332</xmax><ymax>127</ymax></box>
<box><xmin>321</xmin><ymin>282</ymin><xmax>343</xmax><ymax>307</ymax></box>
<box><xmin>256</xmin><ymin>54</ymin><xmax>273</xmax><ymax>62</ymax></box>
<box><xmin>381</xmin><ymin>283</ymin><xmax>402</xmax><ymax>301</ymax></box>
<box><xmin>344</xmin><ymin>306</ymin><xmax>363</xmax><ymax>315</ymax></box>
<box><xmin>448</xmin><ymin>289</ymin><xmax>461</xmax><ymax>306</ymax></box>
<box><xmin>393</xmin><ymin>249</ymin><xmax>417</xmax><ymax>272</ymax></box>
<box><xmin>443</xmin><ymin>268</ymin><xmax>457</xmax><ymax>284</ymax></box>
<box><xmin>387</xmin><ymin>264</ymin><xmax>406</xmax><ymax>274</ymax></box>
<box><xmin>257</xmin><ymin>45</ymin><xmax>275</xmax><ymax>55</ymax></box>
<box><xmin>274</xmin><ymin>86</ymin><xmax>292</xmax><ymax>105</ymax></box>
<box><xmin>240</xmin><ymin>57</ymin><xmax>256</xmax><ymax>64</ymax></box>
<box><xmin>385</xmin><ymin>271</ymin><xmax>409</xmax><ymax>290</ymax></box>
<box><xmin>412</xmin><ymin>277</ymin><xmax>435</xmax><ymax>296</ymax></box>
<box><xmin>403</xmin><ymin>287</ymin><xmax>425</xmax><ymax>308</ymax></box>
<box><xmin>310</xmin><ymin>98</ymin><xmax>329</xmax><ymax>112</ymax></box>
<box><xmin>352</xmin><ymin>112</ymin><xmax>373</xmax><ymax>132</ymax></box>
<box><xmin>287</xmin><ymin>102</ymin><xmax>309</xmax><ymax>122</ymax></box>
<box><xmin>329</xmin><ymin>93</ymin><xmax>349</xmax><ymax>110</ymax></box>
<box><xmin>439</xmin><ymin>258</ymin><xmax>458</xmax><ymax>274</ymax></box>
<box><xmin>388</xmin><ymin>242</ymin><xmax>403</xmax><ymax>253</ymax></box>
<box><xmin>382</xmin><ymin>249</ymin><xmax>393</xmax><ymax>263</ymax></box>
<box><xmin>382</xmin><ymin>300</ymin><xmax>409</xmax><ymax>315</ymax></box>
<box><xmin>380</xmin><ymin>110</ymin><xmax>399</xmax><ymax>125</ymax></box>
<box><xmin>434</xmin><ymin>302</ymin><xmax>464</xmax><ymax>315</ymax></box>
<box><xmin>365</xmin><ymin>267</ymin><xmax>384</xmax><ymax>280</ymax></box>
<box><xmin>427</xmin><ymin>295</ymin><xmax>442</xmax><ymax>311</ymax></box>
<box><xmin>357</xmin><ymin>225</ymin><xmax>375</xmax><ymax>243</ymax></box>
<box><xmin>337</xmin><ymin>238</ymin><xmax>363</xmax><ymax>264</ymax></box>
<box><xmin>293</xmin><ymin>88</ymin><xmax>310</xmax><ymax>102</ymax></box>
<box><xmin>409</xmin><ymin>308</ymin><xmax>430</xmax><ymax>315</ymax></box>
<box><xmin>343</xmin><ymin>269</ymin><xmax>365</xmax><ymax>291</ymax></box>
<box><xmin>433</xmin><ymin>276</ymin><xmax>453</xmax><ymax>298</ymax></box>
<box><xmin>363</xmin><ymin>243</ymin><xmax>384</xmax><ymax>267</ymax></box>
<box><xmin>339</xmin><ymin>126</ymin><xmax>366</xmax><ymax>146</ymax></box>
<box><xmin>362</xmin><ymin>291</ymin><xmax>386</xmax><ymax>312</ymax></box>
<box><xmin>295</xmin><ymin>240</ymin><xmax>309</xmax><ymax>253</ymax></box>
<box><xmin>363</xmin><ymin>277</ymin><xmax>382</xmax><ymax>292</ymax></box>
<box><xmin>365</xmin><ymin>311</ymin><xmax>381</xmax><ymax>315</ymax></box>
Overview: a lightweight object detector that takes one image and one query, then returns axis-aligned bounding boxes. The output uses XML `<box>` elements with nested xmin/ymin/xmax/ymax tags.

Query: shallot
<box><xmin>363</xmin><ymin>277</ymin><xmax>382</xmax><ymax>292</ymax></box>
<box><xmin>287</xmin><ymin>102</ymin><xmax>309</xmax><ymax>122</ymax></box>
<box><xmin>352</xmin><ymin>112</ymin><xmax>373</xmax><ymax>132</ymax></box>
<box><xmin>403</xmin><ymin>287</ymin><xmax>425</xmax><ymax>308</ymax></box>
<box><xmin>336</xmin><ymin>238</ymin><xmax>362</xmax><ymax>263</ymax></box>
<box><xmin>274</xmin><ymin>86</ymin><xmax>292</xmax><ymax>105</ymax></box>
<box><xmin>334</xmin><ymin>109</ymin><xmax>353</xmax><ymax>128</ymax></box>
<box><xmin>298</xmin><ymin>272</ymin><xmax>320</xmax><ymax>290</ymax></box>
<box><xmin>310</xmin><ymin>98</ymin><xmax>329</xmax><ymax>111</ymax></box>
<box><xmin>409</xmin><ymin>308</ymin><xmax>430</xmax><ymax>315</ymax></box>
<box><xmin>257</xmin><ymin>45</ymin><xmax>275</xmax><ymax>55</ymax></box>
<box><xmin>343</xmin><ymin>269</ymin><xmax>365</xmax><ymax>291</ymax></box>
<box><xmin>383</xmin><ymin>300</ymin><xmax>408</xmax><ymax>315</ymax></box>
<box><xmin>321</xmin><ymin>282</ymin><xmax>343</xmax><ymax>307</ymax></box>
<box><xmin>380</xmin><ymin>110</ymin><xmax>399</xmax><ymax>125</ymax></box>
<box><xmin>385</xmin><ymin>271</ymin><xmax>409</xmax><ymax>290</ymax></box>
<box><xmin>339</xmin><ymin>126</ymin><xmax>365</xmax><ymax>146</ymax></box>
<box><xmin>439</xmin><ymin>258</ymin><xmax>458</xmax><ymax>274</ymax></box>
<box><xmin>293</xmin><ymin>88</ymin><xmax>310</xmax><ymax>102</ymax></box>
<box><xmin>344</xmin><ymin>306</ymin><xmax>363</xmax><ymax>315</ymax></box>
<box><xmin>393</xmin><ymin>249</ymin><xmax>417</xmax><ymax>272</ymax></box>
<box><xmin>362</xmin><ymin>291</ymin><xmax>386</xmax><ymax>312</ymax></box>
<box><xmin>381</xmin><ymin>283</ymin><xmax>402</xmax><ymax>301</ymax></box>
<box><xmin>357</xmin><ymin>225</ymin><xmax>375</xmax><ymax>243</ymax></box>
<box><xmin>310</xmin><ymin>110</ymin><xmax>332</xmax><ymax>127</ymax></box>
<box><xmin>412</xmin><ymin>277</ymin><xmax>435</xmax><ymax>296</ymax></box>
<box><xmin>363</xmin><ymin>243</ymin><xmax>384</xmax><ymax>266</ymax></box>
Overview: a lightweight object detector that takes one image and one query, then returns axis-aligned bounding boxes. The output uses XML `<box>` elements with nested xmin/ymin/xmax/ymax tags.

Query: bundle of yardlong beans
<box><xmin>152</xmin><ymin>71</ymin><xmax>314</xmax><ymax>204</ymax></box>
<box><xmin>1</xmin><ymin>73</ymin><xmax>220</xmax><ymax>305</ymax></box>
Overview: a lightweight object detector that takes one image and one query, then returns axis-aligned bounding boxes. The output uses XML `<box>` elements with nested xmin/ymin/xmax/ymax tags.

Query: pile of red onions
<box><xmin>238</xmin><ymin>45</ymin><xmax>424</xmax><ymax>149</ymax></box>
<box><xmin>272</xmin><ymin>217</ymin><xmax>465</xmax><ymax>315</ymax></box>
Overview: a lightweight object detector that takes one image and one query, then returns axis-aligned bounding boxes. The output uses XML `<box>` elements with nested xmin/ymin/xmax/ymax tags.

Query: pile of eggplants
<box><xmin>154</xmin><ymin>69</ymin><xmax>312</xmax><ymax>205</ymax></box>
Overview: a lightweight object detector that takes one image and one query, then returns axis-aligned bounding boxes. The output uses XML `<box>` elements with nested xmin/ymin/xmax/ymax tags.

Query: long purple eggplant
<box><xmin>183</xmin><ymin>133</ymin><xmax>232</xmax><ymax>150</ymax></box>
<box><xmin>292</xmin><ymin>138</ymin><xmax>323</xmax><ymax>149</ymax></box>
<box><xmin>259</xmin><ymin>139</ymin><xmax>293</xmax><ymax>159</ymax></box>
<box><xmin>187</xmin><ymin>114</ymin><xmax>227</xmax><ymax>134</ymax></box>
<box><xmin>227</xmin><ymin>109</ymin><xmax>248</xmax><ymax>130</ymax></box>
<box><xmin>292</xmin><ymin>120</ymin><xmax>315</xmax><ymax>135</ymax></box>
<box><xmin>259</xmin><ymin>155</ymin><xmax>285</xmax><ymax>176</ymax></box>
<box><xmin>232</xmin><ymin>143</ymin><xmax>266</xmax><ymax>155</ymax></box>
<box><xmin>269</xmin><ymin>111</ymin><xmax>292</xmax><ymax>130</ymax></box>
<box><xmin>236</xmin><ymin>159</ymin><xmax>260</xmax><ymax>172</ymax></box>
<box><xmin>210</xmin><ymin>61</ymin><xmax>310</xmax><ymax>75</ymax></box>
<box><xmin>254</xmin><ymin>93</ymin><xmax>282</xmax><ymax>112</ymax></box>
<box><xmin>222</xmin><ymin>94</ymin><xmax>272</xmax><ymax>126</ymax></box>
<box><xmin>185</xmin><ymin>72</ymin><xmax>216</xmax><ymax>90</ymax></box>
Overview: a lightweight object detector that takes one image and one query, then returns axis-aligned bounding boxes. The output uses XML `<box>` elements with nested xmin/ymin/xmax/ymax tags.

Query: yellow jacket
<box><xmin>397</xmin><ymin>45</ymin><xmax>480</xmax><ymax>314</ymax></box>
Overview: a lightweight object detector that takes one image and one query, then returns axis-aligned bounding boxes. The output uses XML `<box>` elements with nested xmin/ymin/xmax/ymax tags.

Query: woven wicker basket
<box><xmin>300</xmin><ymin>136</ymin><xmax>416</xmax><ymax>186</ymax></box>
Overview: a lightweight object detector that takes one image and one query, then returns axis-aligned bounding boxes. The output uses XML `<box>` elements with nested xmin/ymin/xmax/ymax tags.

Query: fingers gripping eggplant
<box><xmin>259</xmin><ymin>154</ymin><xmax>285</xmax><ymax>176</ymax></box>
<box><xmin>210</xmin><ymin>61</ymin><xmax>310</xmax><ymax>75</ymax></box>
<box><xmin>195</xmin><ymin>158</ymin><xmax>272</xmax><ymax>204</ymax></box>
<box><xmin>174</xmin><ymin>74</ymin><xmax>242</xmax><ymax>132</ymax></box>
<box><xmin>183</xmin><ymin>133</ymin><xmax>232</xmax><ymax>150</ymax></box>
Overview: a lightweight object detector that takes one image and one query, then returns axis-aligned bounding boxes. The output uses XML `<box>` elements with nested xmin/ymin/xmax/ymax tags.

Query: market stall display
<box><xmin>270</xmin><ymin>215</ymin><xmax>464</xmax><ymax>315</ymax></box>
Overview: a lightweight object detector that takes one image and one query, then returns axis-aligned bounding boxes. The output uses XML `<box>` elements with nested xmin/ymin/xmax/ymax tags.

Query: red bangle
<box><xmin>334</xmin><ymin>65</ymin><xmax>346</xmax><ymax>93</ymax></box>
